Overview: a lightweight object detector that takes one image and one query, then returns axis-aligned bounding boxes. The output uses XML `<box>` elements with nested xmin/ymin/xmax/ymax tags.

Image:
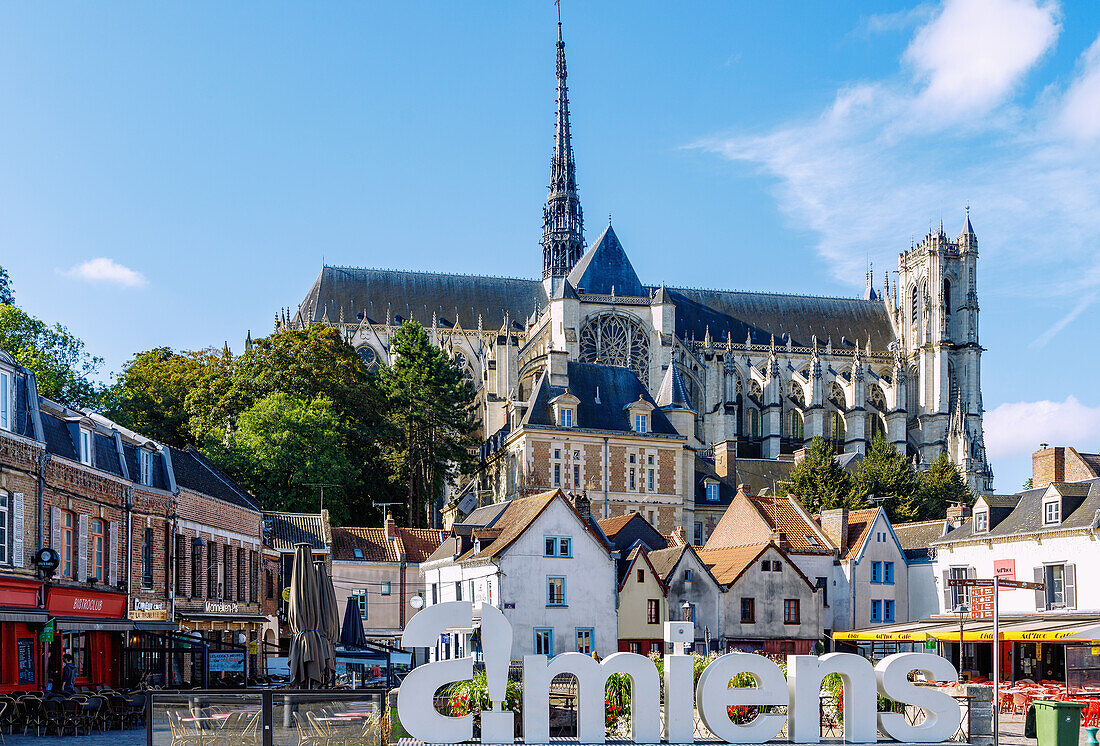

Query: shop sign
<box><xmin>204</xmin><ymin>601</ymin><xmax>240</xmax><ymax>615</ymax></box>
<box><xmin>994</xmin><ymin>559</ymin><xmax>1016</xmax><ymax>582</ymax></box>
<box><xmin>248</xmin><ymin>641</ymin><xmax>259</xmax><ymax>655</ymax></box>
<box><xmin>130</xmin><ymin>600</ymin><xmax>168</xmax><ymax>622</ymax></box>
<box><xmin>208</xmin><ymin>651</ymin><xmax>245</xmax><ymax>672</ymax></box>
<box><xmin>281</xmin><ymin>587</ymin><xmax>291</xmax><ymax>602</ymax></box>
<box><xmin>970</xmin><ymin>585</ymin><xmax>995</xmax><ymax>619</ymax></box>
<box><xmin>39</xmin><ymin>620</ymin><xmax>54</xmax><ymax>643</ymax></box>
<box><xmin>46</xmin><ymin>587</ymin><xmax>127</xmax><ymax>618</ymax></box>
<box><xmin>398</xmin><ymin>602</ymin><xmax>964</xmax><ymax>745</ymax></box>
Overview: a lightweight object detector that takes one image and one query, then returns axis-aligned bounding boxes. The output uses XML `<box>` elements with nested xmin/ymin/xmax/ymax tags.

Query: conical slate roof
<box><xmin>656</xmin><ymin>363</ymin><xmax>694</xmax><ymax>412</ymax></box>
<box><xmin>566</xmin><ymin>223</ymin><xmax>646</xmax><ymax>297</ymax></box>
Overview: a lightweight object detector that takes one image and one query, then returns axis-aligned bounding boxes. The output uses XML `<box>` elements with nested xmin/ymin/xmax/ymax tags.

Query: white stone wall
<box><xmin>844</xmin><ymin>512</ymin><xmax>910</xmax><ymax>629</ymax></box>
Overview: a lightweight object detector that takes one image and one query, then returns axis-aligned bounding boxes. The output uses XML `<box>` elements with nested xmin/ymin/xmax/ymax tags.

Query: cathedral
<box><xmin>281</xmin><ymin>20</ymin><xmax>993</xmax><ymax>533</ymax></box>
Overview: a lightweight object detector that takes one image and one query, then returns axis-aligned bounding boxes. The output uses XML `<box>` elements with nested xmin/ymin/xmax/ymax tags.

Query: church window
<box><xmin>358</xmin><ymin>345</ymin><xmax>380</xmax><ymax>371</ymax></box>
<box><xmin>910</xmin><ymin>286</ymin><xmax>919</xmax><ymax>326</ymax></box>
<box><xmin>748</xmin><ymin>379</ymin><xmax>762</xmax><ymax>405</ymax></box>
<box><xmin>867</xmin><ymin>385</ymin><xmax>887</xmax><ymax>412</ymax></box>
<box><xmin>786</xmin><ymin>409</ymin><xmax>804</xmax><ymax>440</ymax></box>
<box><xmin>748</xmin><ymin>408</ymin><xmax>761</xmax><ymax>438</ymax></box>
<box><xmin>943</xmin><ymin>279</ymin><xmax>951</xmax><ymax>322</ymax></box>
<box><xmin>868</xmin><ymin>414</ymin><xmax>886</xmax><ymax>441</ymax></box>
<box><xmin>788</xmin><ymin>381</ymin><xmax>805</xmax><ymax>407</ymax></box>
<box><xmin>578</xmin><ymin>312</ymin><xmax>650</xmax><ymax>385</ymax></box>
<box><xmin>829</xmin><ymin>382</ymin><xmax>847</xmax><ymax>410</ymax></box>
<box><xmin>830</xmin><ymin>412</ymin><xmax>846</xmax><ymax>442</ymax></box>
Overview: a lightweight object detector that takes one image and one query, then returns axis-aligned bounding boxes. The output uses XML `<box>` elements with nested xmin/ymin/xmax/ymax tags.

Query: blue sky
<box><xmin>2</xmin><ymin>0</ymin><xmax>1099</xmax><ymax>491</ymax></box>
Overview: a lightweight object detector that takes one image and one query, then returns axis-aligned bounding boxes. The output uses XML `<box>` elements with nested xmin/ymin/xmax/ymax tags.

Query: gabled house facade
<box><xmin>892</xmin><ymin>518</ymin><xmax>952</xmax><ymax>620</ymax></box>
<box><xmin>421</xmin><ymin>490</ymin><xmax>616</xmax><ymax>661</ymax></box>
<box><xmin>615</xmin><ymin>544</ymin><xmax>668</xmax><ymax>654</ymax></box>
<box><xmin>647</xmin><ymin>540</ymin><xmax>725</xmax><ymax>652</ymax></box>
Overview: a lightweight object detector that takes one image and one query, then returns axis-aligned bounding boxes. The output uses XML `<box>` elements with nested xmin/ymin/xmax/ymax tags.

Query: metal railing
<box><xmin>148</xmin><ymin>689</ymin><xmax>389</xmax><ymax>746</ymax></box>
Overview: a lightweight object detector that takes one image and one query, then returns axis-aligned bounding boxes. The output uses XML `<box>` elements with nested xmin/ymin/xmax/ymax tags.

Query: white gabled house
<box><xmin>420</xmin><ymin>490</ymin><xmax>616</xmax><ymax>661</ymax></box>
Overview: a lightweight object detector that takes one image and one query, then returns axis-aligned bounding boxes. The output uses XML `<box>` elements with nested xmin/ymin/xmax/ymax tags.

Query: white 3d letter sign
<box><xmin>399</xmin><ymin>602</ymin><xmax>963</xmax><ymax>745</ymax></box>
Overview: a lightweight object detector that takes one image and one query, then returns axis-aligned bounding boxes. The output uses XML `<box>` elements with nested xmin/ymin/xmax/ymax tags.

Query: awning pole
<box><xmin>993</xmin><ymin>578</ymin><xmax>1000</xmax><ymax>746</ymax></box>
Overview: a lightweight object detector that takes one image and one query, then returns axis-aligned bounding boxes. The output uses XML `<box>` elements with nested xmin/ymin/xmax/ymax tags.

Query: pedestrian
<box><xmin>61</xmin><ymin>653</ymin><xmax>76</xmax><ymax>694</ymax></box>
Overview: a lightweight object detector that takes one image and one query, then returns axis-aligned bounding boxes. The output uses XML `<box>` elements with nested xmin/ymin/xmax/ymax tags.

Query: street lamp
<box><xmin>952</xmin><ymin>603</ymin><xmax>970</xmax><ymax>676</ymax></box>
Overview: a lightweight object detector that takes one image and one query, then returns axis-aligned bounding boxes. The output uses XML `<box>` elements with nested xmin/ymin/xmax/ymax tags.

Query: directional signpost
<box><xmin>948</xmin><ymin>576</ymin><xmax>1045</xmax><ymax>745</ymax></box>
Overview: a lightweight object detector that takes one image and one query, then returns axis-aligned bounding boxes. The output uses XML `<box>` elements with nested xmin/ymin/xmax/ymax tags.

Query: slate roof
<box><xmin>656</xmin><ymin>364</ymin><xmax>694</xmax><ymax>411</ymax></box>
<box><xmin>934</xmin><ymin>479</ymin><xmax>1100</xmax><ymax>545</ymax></box>
<box><xmin>171</xmin><ymin>446</ymin><xmax>261</xmax><ymax>511</ymax></box>
<box><xmin>264</xmin><ymin>511</ymin><xmax>331</xmax><ymax>552</ymax></box>
<box><xmin>647</xmin><ymin>544</ymin><xmax>724</xmax><ymax>589</ymax></box>
<box><xmin>566</xmin><ymin>224</ymin><xmax>646</xmax><ymax>298</ymax></box>
<box><xmin>664</xmin><ymin>288</ymin><xmax>895</xmax><ymax>350</ymax></box>
<box><xmin>735</xmin><ymin>458</ymin><xmax>797</xmax><ymax>497</ymax></box>
<box><xmin>40</xmin><ymin>412</ymin><xmax>79</xmax><ymax>462</ymax></box>
<box><xmin>0</xmin><ymin>350</ymin><xmax>41</xmax><ymax>442</ymax></box>
<box><xmin>297</xmin><ymin>266</ymin><xmax>546</xmax><ymax>329</ymax></box>
<box><xmin>892</xmin><ymin>519</ymin><xmax>950</xmax><ymax>562</ymax></box>
<box><xmin>596</xmin><ymin>512</ymin><xmax>668</xmax><ymax>553</ymax></box>
<box><xmin>522</xmin><ymin>363</ymin><xmax>680</xmax><ymax>435</ymax></box>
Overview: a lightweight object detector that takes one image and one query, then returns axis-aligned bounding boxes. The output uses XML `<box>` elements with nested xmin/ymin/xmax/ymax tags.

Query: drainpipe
<box><xmin>603</xmin><ymin>437</ymin><xmax>610</xmax><ymax>519</ymax></box>
<box><xmin>36</xmin><ymin>452</ymin><xmax>50</xmax><ymax>550</ymax></box>
<box><xmin>169</xmin><ymin>495</ymin><xmax>179</xmax><ymax>623</ymax></box>
<box><xmin>124</xmin><ymin>486</ymin><xmax>133</xmax><ymax>596</ymax></box>
<box><xmin>399</xmin><ymin>560</ymin><xmax>407</xmax><ymax>629</ymax></box>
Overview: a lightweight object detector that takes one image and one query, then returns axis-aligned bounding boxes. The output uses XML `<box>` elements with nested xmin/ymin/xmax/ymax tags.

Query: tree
<box><xmin>102</xmin><ymin>347</ymin><xmax>223</xmax><ymax>448</ymax></box>
<box><xmin>854</xmin><ymin>437</ymin><xmax>921</xmax><ymax>522</ymax></box>
<box><xmin>0</xmin><ymin>265</ymin><xmax>12</xmax><ymax>305</ymax></box>
<box><xmin>379</xmin><ymin>320</ymin><xmax>478</xmax><ymax>527</ymax></box>
<box><xmin>915</xmin><ymin>451</ymin><xmax>974</xmax><ymax>517</ymax></box>
<box><xmin>212</xmin><ymin>393</ymin><xmax>360</xmax><ymax>524</ymax></box>
<box><xmin>0</xmin><ymin>304</ymin><xmax>104</xmax><ymax>409</ymax></box>
<box><xmin>785</xmin><ymin>437</ymin><xmax>861</xmax><ymax>513</ymax></box>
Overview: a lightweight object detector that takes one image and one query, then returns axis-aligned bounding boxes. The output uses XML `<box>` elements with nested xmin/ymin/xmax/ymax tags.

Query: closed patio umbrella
<box><xmin>316</xmin><ymin>560</ymin><xmax>340</xmax><ymax>684</ymax></box>
<box><xmin>340</xmin><ymin>596</ymin><xmax>368</xmax><ymax>649</ymax></box>
<box><xmin>288</xmin><ymin>543</ymin><xmax>324</xmax><ymax>688</ymax></box>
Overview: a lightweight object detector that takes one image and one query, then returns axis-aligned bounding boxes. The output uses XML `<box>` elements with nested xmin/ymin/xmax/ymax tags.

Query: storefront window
<box><xmin>63</xmin><ymin>631</ymin><xmax>87</xmax><ymax>679</ymax></box>
<box><xmin>208</xmin><ymin>542</ymin><xmax>218</xmax><ymax>599</ymax></box>
<box><xmin>60</xmin><ymin>511</ymin><xmax>75</xmax><ymax>579</ymax></box>
<box><xmin>91</xmin><ymin>519</ymin><xmax>105</xmax><ymax>582</ymax></box>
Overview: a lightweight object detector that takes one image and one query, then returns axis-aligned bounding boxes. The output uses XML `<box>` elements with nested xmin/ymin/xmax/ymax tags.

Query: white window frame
<box><xmin>974</xmin><ymin>511</ymin><xmax>988</xmax><ymax>533</ymax></box>
<box><xmin>381</xmin><ymin>581</ymin><xmax>391</xmax><ymax>595</ymax></box>
<box><xmin>352</xmin><ymin>588</ymin><xmax>367</xmax><ymax>619</ymax></box>
<box><xmin>79</xmin><ymin>429</ymin><xmax>93</xmax><ymax>466</ymax></box>
<box><xmin>140</xmin><ymin>449</ymin><xmax>155</xmax><ymax>487</ymax></box>
<box><xmin>559</xmin><ymin>408</ymin><xmax>573</xmax><ymax>427</ymax></box>
<box><xmin>634</xmin><ymin>414</ymin><xmax>647</xmax><ymax>433</ymax></box>
<box><xmin>1044</xmin><ymin>500</ymin><xmax>1061</xmax><ymax>525</ymax></box>
<box><xmin>0</xmin><ymin>368</ymin><xmax>11</xmax><ymax>432</ymax></box>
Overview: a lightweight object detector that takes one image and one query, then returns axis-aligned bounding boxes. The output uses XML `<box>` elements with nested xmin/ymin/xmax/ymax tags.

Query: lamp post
<box><xmin>952</xmin><ymin>603</ymin><xmax>970</xmax><ymax>676</ymax></box>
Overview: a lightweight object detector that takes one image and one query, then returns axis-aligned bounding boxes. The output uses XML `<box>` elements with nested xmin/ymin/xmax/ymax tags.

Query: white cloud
<box><xmin>64</xmin><ymin>258</ymin><xmax>148</xmax><ymax>288</ymax></box>
<box><xmin>904</xmin><ymin>0</ymin><xmax>1060</xmax><ymax>116</ymax></box>
<box><xmin>1059</xmin><ymin>33</ymin><xmax>1100</xmax><ymax>142</ymax></box>
<box><xmin>855</xmin><ymin>5</ymin><xmax>936</xmax><ymax>37</ymax></box>
<box><xmin>985</xmin><ymin>396</ymin><xmax>1100</xmax><ymax>463</ymax></box>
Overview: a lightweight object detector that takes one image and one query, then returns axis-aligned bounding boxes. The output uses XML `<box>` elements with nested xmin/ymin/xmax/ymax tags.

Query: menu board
<box><xmin>17</xmin><ymin>638</ymin><xmax>35</xmax><ymax>685</ymax></box>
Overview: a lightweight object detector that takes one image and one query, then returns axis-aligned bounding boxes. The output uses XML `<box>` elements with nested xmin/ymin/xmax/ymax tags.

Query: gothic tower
<box><xmin>895</xmin><ymin>208</ymin><xmax>992</xmax><ymax>491</ymax></box>
<box><xmin>542</xmin><ymin>20</ymin><xmax>585</xmax><ymax>295</ymax></box>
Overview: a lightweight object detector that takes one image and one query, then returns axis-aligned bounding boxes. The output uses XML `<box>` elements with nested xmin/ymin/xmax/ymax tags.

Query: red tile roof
<box><xmin>843</xmin><ymin>508</ymin><xmax>880</xmax><ymax>559</ymax></box>
<box><xmin>332</xmin><ymin>526</ymin><xmax>442</xmax><ymax>563</ymax></box>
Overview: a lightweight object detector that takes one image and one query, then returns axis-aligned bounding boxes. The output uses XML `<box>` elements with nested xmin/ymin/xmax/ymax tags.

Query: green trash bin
<box><xmin>1034</xmin><ymin>700</ymin><xmax>1084</xmax><ymax>746</ymax></box>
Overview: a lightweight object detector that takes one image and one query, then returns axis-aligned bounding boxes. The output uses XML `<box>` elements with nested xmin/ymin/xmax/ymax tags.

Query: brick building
<box><xmin>0</xmin><ymin>349</ymin><xmax>266</xmax><ymax>691</ymax></box>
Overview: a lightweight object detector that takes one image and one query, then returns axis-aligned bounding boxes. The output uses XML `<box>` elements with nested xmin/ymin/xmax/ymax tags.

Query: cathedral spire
<box><xmin>542</xmin><ymin>14</ymin><xmax>585</xmax><ymax>285</ymax></box>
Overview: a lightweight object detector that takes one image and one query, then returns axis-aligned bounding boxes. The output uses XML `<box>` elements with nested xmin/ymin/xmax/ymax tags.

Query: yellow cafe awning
<box><xmin>835</xmin><ymin>617</ymin><xmax>1100</xmax><ymax>643</ymax></box>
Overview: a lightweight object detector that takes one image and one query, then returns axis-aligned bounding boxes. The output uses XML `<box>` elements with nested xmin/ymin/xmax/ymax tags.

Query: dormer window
<box><xmin>0</xmin><ymin>368</ymin><xmax>10</xmax><ymax>431</ymax></box>
<box><xmin>139</xmin><ymin>449</ymin><xmax>155</xmax><ymax>487</ymax></box>
<box><xmin>1044</xmin><ymin>500</ymin><xmax>1061</xmax><ymax>525</ymax></box>
<box><xmin>634</xmin><ymin>414</ymin><xmax>647</xmax><ymax>433</ymax></box>
<box><xmin>974</xmin><ymin>511</ymin><xmax>989</xmax><ymax>533</ymax></box>
<box><xmin>624</xmin><ymin>395</ymin><xmax>654</xmax><ymax>435</ymax></box>
<box><xmin>550</xmin><ymin>392</ymin><xmax>580</xmax><ymax>430</ymax></box>
<box><xmin>705</xmin><ymin>481</ymin><xmax>719</xmax><ymax>502</ymax></box>
<box><xmin>79</xmin><ymin>428</ymin><xmax>93</xmax><ymax>466</ymax></box>
<box><xmin>559</xmin><ymin>408</ymin><xmax>573</xmax><ymax>427</ymax></box>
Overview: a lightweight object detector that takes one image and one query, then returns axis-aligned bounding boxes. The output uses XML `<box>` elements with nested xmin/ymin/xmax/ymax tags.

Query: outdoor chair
<box><xmin>0</xmin><ymin>696</ymin><xmax>16</xmax><ymax>735</ymax></box>
<box><xmin>167</xmin><ymin>709</ymin><xmax>205</xmax><ymax>746</ymax></box>
<box><xmin>127</xmin><ymin>693</ymin><xmax>147</xmax><ymax>729</ymax></box>
<box><xmin>20</xmin><ymin>696</ymin><xmax>42</xmax><ymax>736</ymax></box>
<box><xmin>40</xmin><ymin>699</ymin><xmax>63</xmax><ymax>736</ymax></box>
<box><xmin>109</xmin><ymin>695</ymin><xmax>130</xmax><ymax>729</ymax></box>
<box><xmin>83</xmin><ymin>695</ymin><xmax>106</xmax><ymax>734</ymax></box>
<box><xmin>61</xmin><ymin>698</ymin><xmax>82</xmax><ymax>736</ymax></box>
<box><xmin>293</xmin><ymin>711</ymin><xmax>322</xmax><ymax>746</ymax></box>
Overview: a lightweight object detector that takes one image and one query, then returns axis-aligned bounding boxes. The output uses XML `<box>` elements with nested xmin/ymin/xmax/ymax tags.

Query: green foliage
<box><xmin>854</xmin><ymin>437</ymin><xmax>920</xmax><ymax>522</ymax></box>
<box><xmin>0</xmin><ymin>266</ymin><xmax>12</xmax><ymax>305</ymax></box>
<box><xmin>210</xmin><ymin>392</ymin><xmax>360</xmax><ymax>524</ymax></box>
<box><xmin>916</xmin><ymin>450</ymin><xmax>974</xmax><ymax>513</ymax></box>
<box><xmin>785</xmin><ymin>437</ymin><xmax>862</xmax><ymax>513</ymax></box>
<box><xmin>0</xmin><ymin>304</ymin><xmax>104</xmax><ymax>409</ymax></box>
<box><xmin>101</xmin><ymin>346</ymin><xmax>222</xmax><ymax>447</ymax></box>
<box><xmin>445</xmin><ymin>670</ymin><xmax>523</xmax><ymax>721</ymax></box>
<box><xmin>1023</xmin><ymin>477</ymin><xmax>1033</xmax><ymax>490</ymax></box>
<box><xmin>379</xmin><ymin>320</ymin><xmax>478</xmax><ymax>527</ymax></box>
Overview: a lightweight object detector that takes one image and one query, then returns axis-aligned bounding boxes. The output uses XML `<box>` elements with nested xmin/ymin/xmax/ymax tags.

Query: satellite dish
<box><xmin>410</xmin><ymin>595</ymin><xmax>425</xmax><ymax>610</ymax></box>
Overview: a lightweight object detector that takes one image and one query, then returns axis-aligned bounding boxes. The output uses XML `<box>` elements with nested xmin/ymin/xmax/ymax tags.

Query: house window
<box><xmin>207</xmin><ymin>542</ymin><xmax>218</xmax><ymax>599</ymax></box>
<box><xmin>1044</xmin><ymin>501</ymin><xmax>1061</xmax><ymax>525</ymax></box>
<box><xmin>629</xmin><ymin>469</ymin><xmax>636</xmax><ymax>490</ymax></box>
<box><xmin>534</xmin><ymin>628</ymin><xmax>554</xmax><ymax>656</ymax></box>
<box><xmin>142</xmin><ymin>528</ymin><xmax>153</xmax><ymax>588</ymax></box>
<box><xmin>574</xmin><ymin>464</ymin><xmax>581</xmax><ymax>488</ymax></box>
<box><xmin>761</xmin><ymin>560</ymin><xmax>771</xmax><ymax>571</ymax></box>
<box><xmin>637</xmin><ymin>569</ymin><xmax>645</xmax><ymax>583</ymax></box>
<box><xmin>706</xmin><ymin>483</ymin><xmax>719</xmax><ymax>502</ymax></box>
<box><xmin>741</xmin><ymin>597</ymin><xmax>755</xmax><ymax>623</ymax></box>
<box><xmin>871</xmin><ymin>561</ymin><xmax>883</xmax><ymax>584</ymax></box>
<box><xmin>237</xmin><ymin>546</ymin><xmax>245</xmax><ymax>602</ymax></box>
<box><xmin>634</xmin><ymin>414</ymin><xmax>647</xmax><ymax>433</ymax></box>
<box><xmin>576</xmin><ymin>628</ymin><xmax>593</xmax><ymax>654</ymax></box>
<box><xmin>431</xmin><ymin>583</ymin><xmax>438</xmax><ymax>605</ymax></box>
<box><xmin>547</xmin><ymin>576</ymin><xmax>566</xmax><ymax>606</ymax></box>
<box><xmin>455</xmin><ymin>581</ymin><xmax>462</xmax><ymax>601</ymax></box>
<box><xmin>250</xmin><ymin>551</ymin><xmax>259</xmax><ymax>603</ymax></box>
<box><xmin>175</xmin><ymin>535</ymin><xmax>187</xmax><ymax>595</ymax></box>
<box><xmin>140</xmin><ymin>450</ymin><xmax>154</xmax><ymax>487</ymax></box>
<box><xmin>90</xmin><ymin>520</ymin><xmax>106</xmax><ymax>580</ymax></box>
<box><xmin>872</xmin><ymin>599</ymin><xmax>882</xmax><ymax>622</ymax></box>
<box><xmin>684</xmin><ymin>569</ymin><xmax>693</xmax><ymax>582</ymax></box>
<box><xmin>223</xmin><ymin>545</ymin><xmax>232</xmax><ymax>600</ymax></box>
<box><xmin>693</xmin><ymin>522</ymin><xmax>702</xmax><ymax>546</ymax></box>
<box><xmin>544</xmin><ymin>536</ymin><xmax>571</xmax><ymax>557</ymax></box>
<box><xmin>560</xmin><ymin>408</ymin><xmax>573</xmax><ymax>427</ymax></box>
<box><xmin>352</xmin><ymin>589</ymin><xmax>367</xmax><ymax>619</ymax></box>
<box><xmin>647</xmin><ymin>599</ymin><xmax>660</xmax><ymax>624</ymax></box>
<box><xmin>0</xmin><ymin>494</ymin><xmax>7</xmax><ymax>564</ymax></box>
<box><xmin>816</xmin><ymin>576</ymin><xmax>829</xmax><ymax>607</ymax></box>
<box><xmin>647</xmin><ymin>469</ymin><xmax>655</xmax><ymax>492</ymax></box>
<box><xmin>190</xmin><ymin>539</ymin><xmax>202</xmax><ymax>597</ymax></box>
<box><xmin>771</xmin><ymin>561</ymin><xmax>782</xmax><ymax>573</ymax></box>
<box><xmin>60</xmin><ymin>510</ymin><xmax>75</xmax><ymax>579</ymax></box>
<box><xmin>79</xmin><ymin>429</ymin><xmax>93</xmax><ymax>466</ymax></box>
<box><xmin>554</xmin><ymin>464</ymin><xmax>561</xmax><ymax>487</ymax></box>
<box><xmin>974</xmin><ymin>511</ymin><xmax>988</xmax><ymax>532</ymax></box>
<box><xmin>381</xmin><ymin>581</ymin><xmax>391</xmax><ymax>595</ymax></box>
<box><xmin>950</xmin><ymin>567</ymin><xmax>970</xmax><ymax>608</ymax></box>
<box><xmin>783</xmin><ymin>599</ymin><xmax>800</xmax><ymax>624</ymax></box>
<box><xmin>0</xmin><ymin>369</ymin><xmax>10</xmax><ymax>431</ymax></box>
<box><xmin>1047</xmin><ymin>564</ymin><xmax>1066</xmax><ymax>608</ymax></box>
<box><xmin>884</xmin><ymin>600</ymin><xmax>895</xmax><ymax>622</ymax></box>
<box><xmin>884</xmin><ymin>562</ymin><xmax>895</xmax><ymax>584</ymax></box>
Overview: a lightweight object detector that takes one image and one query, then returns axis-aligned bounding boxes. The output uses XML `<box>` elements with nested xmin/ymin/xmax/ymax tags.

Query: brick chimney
<box><xmin>774</xmin><ymin>531</ymin><xmax>788</xmax><ymax>551</ymax></box>
<box><xmin>820</xmin><ymin>508</ymin><xmax>848</xmax><ymax>553</ymax></box>
<box><xmin>715</xmin><ymin>439</ymin><xmax>737</xmax><ymax>479</ymax></box>
<box><xmin>572</xmin><ymin>491</ymin><xmax>592</xmax><ymax>523</ymax></box>
<box><xmin>1033</xmin><ymin>445</ymin><xmax>1064</xmax><ymax>489</ymax></box>
<box><xmin>385</xmin><ymin>512</ymin><xmax>397</xmax><ymax>540</ymax></box>
<box><xmin>946</xmin><ymin>503</ymin><xmax>972</xmax><ymax>527</ymax></box>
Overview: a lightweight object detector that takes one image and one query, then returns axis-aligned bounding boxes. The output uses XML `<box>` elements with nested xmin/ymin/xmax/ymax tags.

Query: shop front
<box><xmin>123</xmin><ymin>599</ymin><xmax>182</xmax><ymax>689</ymax></box>
<box><xmin>0</xmin><ymin>576</ymin><xmax>46</xmax><ymax>692</ymax></box>
<box><xmin>45</xmin><ymin>586</ymin><xmax>130</xmax><ymax>690</ymax></box>
<box><xmin>178</xmin><ymin>601</ymin><xmax>269</xmax><ymax>683</ymax></box>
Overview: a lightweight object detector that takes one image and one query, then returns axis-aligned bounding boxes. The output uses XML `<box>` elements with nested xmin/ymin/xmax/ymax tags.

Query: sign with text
<box><xmin>970</xmin><ymin>585</ymin><xmax>994</xmax><ymax>619</ymax></box>
<box><xmin>208</xmin><ymin>651</ymin><xmax>245</xmax><ymax>672</ymax></box>
<box><xmin>46</xmin><ymin>587</ymin><xmax>127</xmax><ymax>618</ymax></box>
<box><xmin>130</xmin><ymin>600</ymin><xmax>168</xmax><ymax>621</ymax></box>
<box><xmin>994</xmin><ymin>559</ymin><xmax>1016</xmax><ymax>582</ymax></box>
<box><xmin>204</xmin><ymin>601</ymin><xmax>240</xmax><ymax>615</ymax></box>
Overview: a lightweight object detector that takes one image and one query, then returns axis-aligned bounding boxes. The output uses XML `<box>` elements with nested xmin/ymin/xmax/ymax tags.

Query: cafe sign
<box><xmin>399</xmin><ymin>602</ymin><xmax>964</xmax><ymax>745</ymax></box>
<box><xmin>204</xmin><ymin>601</ymin><xmax>239</xmax><ymax>615</ymax></box>
<box><xmin>130</xmin><ymin>600</ymin><xmax>167</xmax><ymax>622</ymax></box>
